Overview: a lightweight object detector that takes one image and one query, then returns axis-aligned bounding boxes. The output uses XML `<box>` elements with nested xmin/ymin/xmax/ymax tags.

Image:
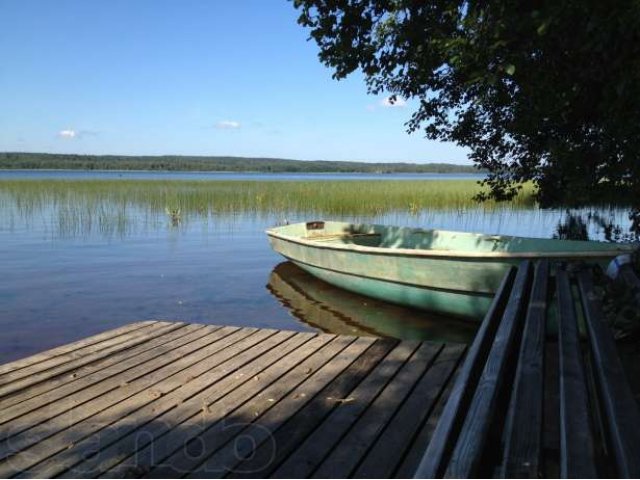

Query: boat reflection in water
<box><xmin>267</xmin><ymin>262</ymin><xmax>477</xmax><ymax>344</ymax></box>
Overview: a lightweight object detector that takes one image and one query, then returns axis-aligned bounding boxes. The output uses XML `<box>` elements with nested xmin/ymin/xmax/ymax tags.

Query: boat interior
<box><xmin>270</xmin><ymin>220</ymin><xmax>631</xmax><ymax>254</ymax></box>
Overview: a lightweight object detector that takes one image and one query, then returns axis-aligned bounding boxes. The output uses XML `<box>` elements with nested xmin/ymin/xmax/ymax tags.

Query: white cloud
<box><xmin>58</xmin><ymin>129</ymin><xmax>77</xmax><ymax>138</ymax></box>
<box><xmin>57</xmin><ymin>129</ymin><xmax>98</xmax><ymax>139</ymax></box>
<box><xmin>380</xmin><ymin>96</ymin><xmax>407</xmax><ymax>108</ymax></box>
<box><xmin>215</xmin><ymin>120</ymin><xmax>241</xmax><ymax>129</ymax></box>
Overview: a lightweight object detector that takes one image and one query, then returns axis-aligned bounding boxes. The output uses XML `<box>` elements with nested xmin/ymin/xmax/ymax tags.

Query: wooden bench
<box><xmin>414</xmin><ymin>260</ymin><xmax>640</xmax><ymax>478</ymax></box>
<box><xmin>618</xmin><ymin>262</ymin><xmax>640</xmax><ymax>309</ymax></box>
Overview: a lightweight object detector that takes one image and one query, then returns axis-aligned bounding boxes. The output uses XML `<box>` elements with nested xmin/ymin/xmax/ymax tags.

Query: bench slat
<box><xmin>578</xmin><ymin>269</ymin><xmax>640</xmax><ymax>478</ymax></box>
<box><xmin>413</xmin><ymin>265</ymin><xmax>518</xmax><ymax>478</ymax></box>
<box><xmin>415</xmin><ymin>261</ymin><xmax>638</xmax><ymax>478</ymax></box>
<box><xmin>502</xmin><ymin>260</ymin><xmax>550</xmax><ymax>478</ymax></box>
<box><xmin>443</xmin><ymin>261</ymin><xmax>532</xmax><ymax>478</ymax></box>
<box><xmin>557</xmin><ymin>268</ymin><xmax>597</xmax><ymax>478</ymax></box>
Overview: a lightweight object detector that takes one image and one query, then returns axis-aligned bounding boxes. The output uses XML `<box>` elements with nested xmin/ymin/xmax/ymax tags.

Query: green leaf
<box><xmin>537</xmin><ymin>21</ymin><xmax>549</xmax><ymax>35</ymax></box>
<box><xmin>505</xmin><ymin>64</ymin><xmax>516</xmax><ymax>75</ymax></box>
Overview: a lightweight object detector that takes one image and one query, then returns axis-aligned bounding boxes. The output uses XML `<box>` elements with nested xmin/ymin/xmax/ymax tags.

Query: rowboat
<box><xmin>266</xmin><ymin>220</ymin><xmax>637</xmax><ymax>321</ymax></box>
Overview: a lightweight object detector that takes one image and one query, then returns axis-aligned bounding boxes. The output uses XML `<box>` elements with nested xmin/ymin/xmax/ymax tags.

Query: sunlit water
<box><xmin>0</xmin><ymin>172</ymin><xmax>632</xmax><ymax>363</ymax></box>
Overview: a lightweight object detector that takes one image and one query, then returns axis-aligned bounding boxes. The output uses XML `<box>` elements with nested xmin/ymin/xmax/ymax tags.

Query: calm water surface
<box><xmin>0</xmin><ymin>172</ymin><xmax>630</xmax><ymax>363</ymax></box>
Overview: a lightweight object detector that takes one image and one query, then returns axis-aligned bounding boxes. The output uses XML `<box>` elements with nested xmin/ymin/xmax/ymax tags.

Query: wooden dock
<box><xmin>2</xmin><ymin>260</ymin><xmax>639</xmax><ymax>479</ymax></box>
<box><xmin>0</xmin><ymin>321</ymin><xmax>465</xmax><ymax>478</ymax></box>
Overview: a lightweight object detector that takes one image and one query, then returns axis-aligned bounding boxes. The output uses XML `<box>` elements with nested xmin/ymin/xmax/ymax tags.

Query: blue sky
<box><xmin>0</xmin><ymin>0</ymin><xmax>470</xmax><ymax>163</ymax></box>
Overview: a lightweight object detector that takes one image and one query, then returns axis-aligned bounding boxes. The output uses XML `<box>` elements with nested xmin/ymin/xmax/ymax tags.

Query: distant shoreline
<box><xmin>0</xmin><ymin>152</ymin><xmax>480</xmax><ymax>174</ymax></box>
<box><xmin>0</xmin><ymin>168</ymin><xmax>482</xmax><ymax>175</ymax></box>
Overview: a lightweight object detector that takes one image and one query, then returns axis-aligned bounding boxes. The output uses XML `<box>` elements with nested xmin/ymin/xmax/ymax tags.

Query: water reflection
<box><xmin>554</xmin><ymin>209</ymin><xmax>640</xmax><ymax>242</ymax></box>
<box><xmin>267</xmin><ymin>262</ymin><xmax>478</xmax><ymax>344</ymax></box>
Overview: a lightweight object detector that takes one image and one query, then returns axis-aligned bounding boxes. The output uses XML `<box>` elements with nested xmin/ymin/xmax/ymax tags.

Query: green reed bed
<box><xmin>0</xmin><ymin>179</ymin><xmax>537</xmax><ymax>220</ymax></box>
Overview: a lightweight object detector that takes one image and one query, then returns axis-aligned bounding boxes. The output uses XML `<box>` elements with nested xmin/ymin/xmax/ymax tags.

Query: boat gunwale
<box><xmin>266</xmin><ymin>227</ymin><xmax>637</xmax><ymax>260</ymax></box>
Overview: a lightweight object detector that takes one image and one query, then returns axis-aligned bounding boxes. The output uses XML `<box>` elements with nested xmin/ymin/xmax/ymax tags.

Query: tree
<box><xmin>293</xmin><ymin>0</ymin><xmax>640</xmax><ymax>211</ymax></box>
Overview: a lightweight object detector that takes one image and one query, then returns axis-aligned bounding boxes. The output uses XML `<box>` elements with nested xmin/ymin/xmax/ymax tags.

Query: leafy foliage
<box><xmin>294</xmin><ymin>0</ymin><xmax>640</xmax><ymax>208</ymax></box>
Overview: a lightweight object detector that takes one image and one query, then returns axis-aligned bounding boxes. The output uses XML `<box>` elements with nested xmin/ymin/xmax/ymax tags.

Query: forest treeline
<box><xmin>0</xmin><ymin>152</ymin><xmax>480</xmax><ymax>174</ymax></box>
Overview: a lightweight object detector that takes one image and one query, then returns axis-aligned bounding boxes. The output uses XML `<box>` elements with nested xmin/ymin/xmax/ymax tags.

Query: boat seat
<box><xmin>414</xmin><ymin>260</ymin><xmax>640</xmax><ymax>478</ymax></box>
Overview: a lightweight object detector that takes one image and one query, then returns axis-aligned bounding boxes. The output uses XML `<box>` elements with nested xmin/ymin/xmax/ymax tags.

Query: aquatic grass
<box><xmin>0</xmin><ymin>178</ymin><xmax>539</xmax><ymax>237</ymax></box>
<box><xmin>0</xmin><ymin>178</ymin><xmax>632</xmax><ymax>240</ymax></box>
<box><xmin>0</xmin><ymin>178</ymin><xmax>536</xmax><ymax>214</ymax></box>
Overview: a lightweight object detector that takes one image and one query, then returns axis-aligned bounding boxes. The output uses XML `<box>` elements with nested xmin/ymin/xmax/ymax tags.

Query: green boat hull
<box><xmin>292</xmin><ymin>261</ymin><xmax>495</xmax><ymax>320</ymax></box>
<box><xmin>267</xmin><ymin>221</ymin><xmax>637</xmax><ymax>321</ymax></box>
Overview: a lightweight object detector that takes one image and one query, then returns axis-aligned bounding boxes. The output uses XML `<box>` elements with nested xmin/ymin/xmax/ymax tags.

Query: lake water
<box><xmin>0</xmin><ymin>171</ymin><xmax>631</xmax><ymax>363</ymax></box>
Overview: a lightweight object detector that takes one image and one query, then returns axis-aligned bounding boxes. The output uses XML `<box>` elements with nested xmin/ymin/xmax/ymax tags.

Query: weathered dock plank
<box><xmin>145</xmin><ymin>335</ymin><xmax>364</xmax><ymax>478</ymax></box>
<box><xmin>0</xmin><ymin>326</ymin><xmax>258</xmax><ymax>476</ymax></box>
<box><xmin>354</xmin><ymin>344</ymin><xmax>465</xmax><ymax>479</ymax></box>
<box><xmin>312</xmin><ymin>341</ymin><xmax>437</xmax><ymax>479</ymax></box>
<box><xmin>55</xmin><ymin>331</ymin><xmax>307</xmax><ymax>479</ymax></box>
<box><xmin>0</xmin><ymin>321</ymin><xmax>157</xmax><ymax>377</ymax></box>
<box><xmin>443</xmin><ymin>261</ymin><xmax>532</xmax><ymax>478</ymax></box>
<box><xmin>229</xmin><ymin>338</ymin><xmax>401</xmax><ymax>479</ymax></box>
<box><xmin>0</xmin><ymin>322</ymin><xmax>464</xmax><ymax>479</ymax></box>
<box><xmin>0</xmin><ymin>322</ymin><xmax>179</xmax><ymax>395</ymax></box>
<box><xmin>0</xmin><ymin>322</ymin><xmax>203</xmax><ymax>415</ymax></box>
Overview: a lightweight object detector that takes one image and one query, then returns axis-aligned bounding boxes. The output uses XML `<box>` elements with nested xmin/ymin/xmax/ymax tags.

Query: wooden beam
<box><xmin>557</xmin><ymin>268</ymin><xmax>597</xmax><ymax>478</ymax></box>
<box><xmin>413</xmin><ymin>265</ymin><xmax>519</xmax><ymax>478</ymax></box>
<box><xmin>443</xmin><ymin>261</ymin><xmax>532</xmax><ymax>478</ymax></box>
<box><xmin>502</xmin><ymin>260</ymin><xmax>549</xmax><ymax>478</ymax></box>
<box><xmin>578</xmin><ymin>270</ymin><xmax>640</xmax><ymax>478</ymax></box>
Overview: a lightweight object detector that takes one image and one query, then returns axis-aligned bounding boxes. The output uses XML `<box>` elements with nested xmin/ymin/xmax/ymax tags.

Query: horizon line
<box><xmin>0</xmin><ymin>151</ymin><xmax>474</xmax><ymax>167</ymax></box>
